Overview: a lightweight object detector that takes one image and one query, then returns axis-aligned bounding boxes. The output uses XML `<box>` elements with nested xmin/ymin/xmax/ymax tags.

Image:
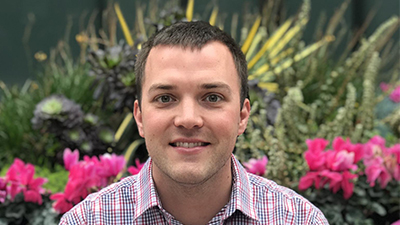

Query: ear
<box><xmin>133</xmin><ymin>100</ymin><xmax>145</xmax><ymax>137</ymax></box>
<box><xmin>237</xmin><ymin>98</ymin><xmax>250</xmax><ymax>135</ymax></box>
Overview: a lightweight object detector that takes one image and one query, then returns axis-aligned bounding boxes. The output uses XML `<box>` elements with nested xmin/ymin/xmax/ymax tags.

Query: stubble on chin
<box><xmin>152</xmin><ymin>153</ymin><xmax>232</xmax><ymax>190</ymax></box>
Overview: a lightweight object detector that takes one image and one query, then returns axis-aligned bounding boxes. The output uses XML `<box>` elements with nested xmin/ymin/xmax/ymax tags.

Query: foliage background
<box><xmin>1</xmin><ymin>0</ymin><xmax>398</xmax><ymax>86</ymax></box>
<box><xmin>0</xmin><ymin>0</ymin><xmax>399</xmax><ymax>224</ymax></box>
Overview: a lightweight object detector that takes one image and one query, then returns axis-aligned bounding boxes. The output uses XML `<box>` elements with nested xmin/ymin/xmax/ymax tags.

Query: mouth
<box><xmin>169</xmin><ymin>142</ymin><xmax>210</xmax><ymax>148</ymax></box>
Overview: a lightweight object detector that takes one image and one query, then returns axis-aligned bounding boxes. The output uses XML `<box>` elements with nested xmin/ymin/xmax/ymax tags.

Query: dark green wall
<box><xmin>0</xmin><ymin>0</ymin><xmax>104</xmax><ymax>86</ymax></box>
<box><xmin>0</xmin><ymin>0</ymin><xmax>398</xmax><ymax>87</ymax></box>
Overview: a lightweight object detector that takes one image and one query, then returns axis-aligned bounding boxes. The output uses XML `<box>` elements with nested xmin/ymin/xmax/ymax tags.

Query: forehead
<box><xmin>142</xmin><ymin>41</ymin><xmax>240</xmax><ymax>93</ymax></box>
<box><xmin>146</xmin><ymin>41</ymin><xmax>234</xmax><ymax>69</ymax></box>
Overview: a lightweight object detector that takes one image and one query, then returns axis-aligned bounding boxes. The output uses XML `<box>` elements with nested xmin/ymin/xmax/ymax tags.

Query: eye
<box><xmin>205</xmin><ymin>94</ymin><xmax>222</xmax><ymax>103</ymax></box>
<box><xmin>156</xmin><ymin>95</ymin><xmax>174</xmax><ymax>103</ymax></box>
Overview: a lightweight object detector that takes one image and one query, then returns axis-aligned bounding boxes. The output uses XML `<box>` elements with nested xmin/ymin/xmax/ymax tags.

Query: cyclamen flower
<box><xmin>363</xmin><ymin>136</ymin><xmax>399</xmax><ymax>188</ymax></box>
<box><xmin>389</xmin><ymin>85</ymin><xmax>400</xmax><ymax>103</ymax></box>
<box><xmin>332</xmin><ymin>137</ymin><xmax>364</xmax><ymax>164</ymax></box>
<box><xmin>0</xmin><ymin>191</ymin><xmax>5</xmax><ymax>203</ymax></box>
<box><xmin>243</xmin><ymin>156</ymin><xmax>268</xmax><ymax>176</ymax></box>
<box><xmin>299</xmin><ymin>137</ymin><xmax>360</xmax><ymax>199</ymax></box>
<box><xmin>365</xmin><ymin>161</ymin><xmax>391</xmax><ymax>188</ymax></box>
<box><xmin>100</xmin><ymin>153</ymin><xmax>126</xmax><ymax>178</ymax></box>
<box><xmin>379</xmin><ymin>83</ymin><xmax>400</xmax><ymax>103</ymax></box>
<box><xmin>51</xmin><ymin>149</ymin><xmax>127</xmax><ymax>214</ymax></box>
<box><xmin>388</xmin><ymin>144</ymin><xmax>400</xmax><ymax>180</ymax></box>
<box><xmin>5</xmin><ymin>158</ymin><xmax>47</xmax><ymax>204</ymax></box>
<box><xmin>298</xmin><ymin>172</ymin><xmax>323</xmax><ymax>190</ymax></box>
<box><xmin>391</xmin><ymin>220</ymin><xmax>400</xmax><ymax>225</ymax></box>
<box><xmin>128</xmin><ymin>159</ymin><xmax>146</xmax><ymax>175</ymax></box>
<box><xmin>50</xmin><ymin>176</ymin><xmax>89</xmax><ymax>214</ymax></box>
<box><xmin>304</xmin><ymin>138</ymin><xmax>329</xmax><ymax>171</ymax></box>
<box><xmin>63</xmin><ymin>148</ymin><xmax>79</xmax><ymax>171</ymax></box>
<box><xmin>0</xmin><ymin>178</ymin><xmax>7</xmax><ymax>203</ymax></box>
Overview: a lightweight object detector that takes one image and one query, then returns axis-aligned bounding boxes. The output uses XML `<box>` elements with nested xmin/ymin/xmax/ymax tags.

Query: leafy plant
<box><xmin>0</xmin><ymin>194</ymin><xmax>59</xmax><ymax>225</ymax></box>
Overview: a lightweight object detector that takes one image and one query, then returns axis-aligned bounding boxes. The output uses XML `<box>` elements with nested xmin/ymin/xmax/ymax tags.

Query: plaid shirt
<box><xmin>60</xmin><ymin>155</ymin><xmax>329</xmax><ymax>224</ymax></box>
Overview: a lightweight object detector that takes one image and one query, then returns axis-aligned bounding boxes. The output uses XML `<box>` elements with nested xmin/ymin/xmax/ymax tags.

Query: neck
<box><xmin>152</xmin><ymin>160</ymin><xmax>233</xmax><ymax>225</ymax></box>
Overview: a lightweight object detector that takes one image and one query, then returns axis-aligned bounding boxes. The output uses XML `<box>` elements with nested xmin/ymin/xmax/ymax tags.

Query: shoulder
<box><xmin>248</xmin><ymin>173</ymin><xmax>305</xmax><ymax>201</ymax></box>
<box><xmin>248</xmin><ymin>174</ymin><xmax>329</xmax><ymax>224</ymax></box>
<box><xmin>59</xmin><ymin>176</ymin><xmax>138</xmax><ymax>224</ymax></box>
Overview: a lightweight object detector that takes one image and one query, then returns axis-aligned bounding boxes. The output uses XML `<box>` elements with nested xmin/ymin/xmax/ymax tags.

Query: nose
<box><xmin>173</xmin><ymin>98</ymin><xmax>204</xmax><ymax>129</ymax></box>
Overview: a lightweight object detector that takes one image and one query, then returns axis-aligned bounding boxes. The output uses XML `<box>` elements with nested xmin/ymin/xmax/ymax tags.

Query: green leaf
<box><xmin>358</xmin><ymin>198</ymin><xmax>368</xmax><ymax>206</ymax></box>
<box><xmin>0</xmin><ymin>219</ymin><xmax>9</xmax><ymax>225</ymax></box>
<box><xmin>353</xmin><ymin>187</ymin><xmax>366</xmax><ymax>197</ymax></box>
<box><xmin>371</xmin><ymin>202</ymin><xmax>387</xmax><ymax>216</ymax></box>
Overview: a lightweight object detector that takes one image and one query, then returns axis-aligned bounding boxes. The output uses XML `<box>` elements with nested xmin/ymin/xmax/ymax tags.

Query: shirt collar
<box><xmin>226</xmin><ymin>154</ymin><xmax>259</xmax><ymax>221</ymax></box>
<box><xmin>133</xmin><ymin>155</ymin><xmax>259</xmax><ymax>222</ymax></box>
<box><xmin>133</xmin><ymin>158</ymin><xmax>161</xmax><ymax>220</ymax></box>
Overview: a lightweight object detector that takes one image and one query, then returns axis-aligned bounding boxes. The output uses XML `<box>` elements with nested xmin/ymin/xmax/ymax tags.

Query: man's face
<box><xmin>134</xmin><ymin>41</ymin><xmax>250</xmax><ymax>185</ymax></box>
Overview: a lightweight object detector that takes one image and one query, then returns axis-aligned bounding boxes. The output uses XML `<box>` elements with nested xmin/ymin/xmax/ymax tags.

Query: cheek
<box><xmin>142</xmin><ymin>111</ymin><xmax>171</xmax><ymax>133</ymax></box>
<box><xmin>208</xmin><ymin>110</ymin><xmax>241</xmax><ymax>134</ymax></box>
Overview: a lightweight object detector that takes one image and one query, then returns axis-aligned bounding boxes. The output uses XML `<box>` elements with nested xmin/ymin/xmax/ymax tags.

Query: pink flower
<box><xmin>23</xmin><ymin>190</ymin><xmax>44</xmax><ymax>204</ymax></box>
<box><xmin>365</xmin><ymin>160</ymin><xmax>392</xmax><ymax>188</ymax></box>
<box><xmin>368</xmin><ymin>136</ymin><xmax>386</xmax><ymax>149</ymax></box>
<box><xmin>363</xmin><ymin>136</ymin><xmax>399</xmax><ymax>188</ymax></box>
<box><xmin>332</xmin><ymin>137</ymin><xmax>364</xmax><ymax>163</ymax></box>
<box><xmin>380</xmin><ymin>82</ymin><xmax>390</xmax><ymax>92</ymax></box>
<box><xmin>389</xmin><ymin>144</ymin><xmax>400</xmax><ymax>163</ymax></box>
<box><xmin>389</xmin><ymin>85</ymin><xmax>400</xmax><ymax>103</ymax></box>
<box><xmin>0</xmin><ymin>177</ymin><xmax>7</xmax><ymax>191</ymax></box>
<box><xmin>51</xmin><ymin>192</ymin><xmax>74</xmax><ymax>214</ymax></box>
<box><xmin>326</xmin><ymin>150</ymin><xmax>357</xmax><ymax>172</ymax></box>
<box><xmin>0</xmin><ymin>178</ymin><xmax>6</xmax><ymax>203</ymax></box>
<box><xmin>299</xmin><ymin>172</ymin><xmax>323</xmax><ymax>190</ymax></box>
<box><xmin>304</xmin><ymin>138</ymin><xmax>329</xmax><ymax>170</ymax></box>
<box><xmin>391</xmin><ymin>220</ymin><xmax>400</xmax><ymax>225</ymax></box>
<box><xmin>100</xmin><ymin>153</ymin><xmax>126</xmax><ymax>177</ymax></box>
<box><xmin>70</xmin><ymin>155</ymin><xmax>103</xmax><ymax>188</ymax></box>
<box><xmin>340</xmin><ymin>171</ymin><xmax>357</xmax><ymax>199</ymax></box>
<box><xmin>63</xmin><ymin>148</ymin><xmax>79</xmax><ymax>171</ymax></box>
<box><xmin>300</xmin><ymin>138</ymin><xmax>359</xmax><ymax>199</ymax></box>
<box><xmin>387</xmin><ymin>144</ymin><xmax>400</xmax><ymax>180</ymax></box>
<box><xmin>6</xmin><ymin>182</ymin><xmax>21</xmax><ymax>201</ymax></box>
<box><xmin>320</xmin><ymin>170</ymin><xmax>343</xmax><ymax>193</ymax></box>
<box><xmin>52</xmin><ymin>152</ymin><xmax>129</xmax><ymax>213</ymax></box>
<box><xmin>5</xmin><ymin>158</ymin><xmax>47</xmax><ymax>204</ymax></box>
<box><xmin>51</xmin><ymin>176</ymin><xmax>89</xmax><ymax>213</ymax></box>
<box><xmin>243</xmin><ymin>156</ymin><xmax>268</xmax><ymax>176</ymax></box>
<box><xmin>128</xmin><ymin>159</ymin><xmax>146</xmax><ymax>175</ymax></box>
<box><xmin>0</xmin><ymin>190</ymin><xmax>6</xmax><ymax>203</ymax></box>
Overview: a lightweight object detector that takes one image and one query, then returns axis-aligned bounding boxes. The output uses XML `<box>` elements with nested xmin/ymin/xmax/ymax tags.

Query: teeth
<box><xmin>174</xmin><ymin>142</ymin><xmax>206</xmax><ymax>148</ymax></box>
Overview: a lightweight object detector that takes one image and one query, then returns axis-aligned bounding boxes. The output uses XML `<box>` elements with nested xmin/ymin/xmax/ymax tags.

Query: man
<box><xmin>60</xmin><ymin>21</ymin><xmax>328</xmax><ymax>224</ymax></box>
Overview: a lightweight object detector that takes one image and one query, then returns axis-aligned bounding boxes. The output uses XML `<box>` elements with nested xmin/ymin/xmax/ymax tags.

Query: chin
<box><xmin>170</xmin><ymin>169</ymin><xmax>211</xmax><ymax>185</ymax></box>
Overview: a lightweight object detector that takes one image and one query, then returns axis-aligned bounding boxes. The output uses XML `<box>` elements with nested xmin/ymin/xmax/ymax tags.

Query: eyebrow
<box><xmin>147</xmin><ymin>82</ymin><xmax>232</xmax><ymax>94</ymax></box>
<box><xmin>200</xmin><ymin>82</ymin><xmax>231</xmax><ymax>93</ymax></box>
<box><xmin>148</xmin><ymin>84</ymin><xmax>177</xmax><ymax>94</ymax></box>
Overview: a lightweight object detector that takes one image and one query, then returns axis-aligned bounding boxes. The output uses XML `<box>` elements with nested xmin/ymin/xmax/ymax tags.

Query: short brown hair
<box><xmin>135</xmin><ymin>21</ymin><xmax>248</xmax><ymax>108</ymax></box>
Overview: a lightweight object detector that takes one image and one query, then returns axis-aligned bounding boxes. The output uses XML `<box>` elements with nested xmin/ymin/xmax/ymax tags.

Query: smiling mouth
<box><xmin>169</xmin><ymin>142</ymin><xmax>210</xmax><ymax>148</ymax></box>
